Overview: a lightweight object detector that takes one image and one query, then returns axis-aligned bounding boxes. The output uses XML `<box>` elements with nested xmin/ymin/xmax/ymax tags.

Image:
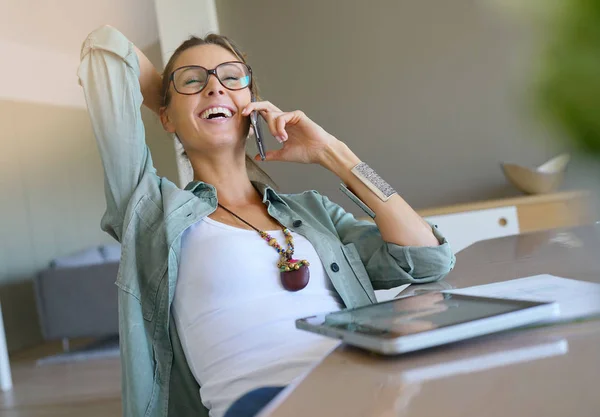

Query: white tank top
<box><xmin>173</xmin><ymin>217</ymin><xmax>342</xmax><ymax>417</ymax></box>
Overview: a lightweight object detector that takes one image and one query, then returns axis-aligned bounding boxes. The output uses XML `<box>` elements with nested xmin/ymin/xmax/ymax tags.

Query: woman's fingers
<box><xmin>274</xmin><ymin>111</ymin><xmax>304</xmax><ymax>141</ymax></box>
<box><xmin>260</xmin><ymin>110</ymin><xmax>284</xmax><ymax>142</ymax></box>
<box><xmin>241</xmin><ymin>100</ymin><xmax>281</xmax><ymax>115</ymax></box>
<box><xmin>258</xmin><ymin>110</ymin><xmax>288</xmax><ymax>143</ymax></box>
<box><xmin>274</xmin><ymin>114</ymin><xmax>290</xmax><ymax>140</ymax></box>
<box><xmin>241</xmin><ymin>101</ymin><xmax>285</xmax><ymax>140</ymax></box>
<box><xmin>254</xmin><ymin>149</ymin><xmax>285</xmax><ymax>162</ymax></box>
<box><xmin>242</xmin><ymin>102</ymin><xmax>307</xmax><ymax>144</ymax></box>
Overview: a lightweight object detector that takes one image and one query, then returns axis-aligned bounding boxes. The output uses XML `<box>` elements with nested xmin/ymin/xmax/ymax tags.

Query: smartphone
<box><xmin>250</xmin><ymin>95</ymin><xmax>266</xmax><ymax>161</ymax></box>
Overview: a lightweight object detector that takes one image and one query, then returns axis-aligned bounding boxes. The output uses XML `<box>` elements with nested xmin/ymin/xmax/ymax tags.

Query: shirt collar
<box><xmin>252</xmin><ymin>181</ymin><xmax>288</xmax><ymax>206</ymax></box>
<box><xmin>184</xmin><ymin>180</ymin><xmax>288</xmax><ymax>207</ymax></box>
<box><xmin>184</xmin><ymin>181</ymin><xmax>215</xmax><ymax>196</ymax></box>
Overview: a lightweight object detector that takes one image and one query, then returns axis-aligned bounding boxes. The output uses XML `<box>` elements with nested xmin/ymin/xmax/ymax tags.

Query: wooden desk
<box><xmin>262</xmin><ymin>225</ymin><xmax>600</xmax><ymax>417</ymax></box>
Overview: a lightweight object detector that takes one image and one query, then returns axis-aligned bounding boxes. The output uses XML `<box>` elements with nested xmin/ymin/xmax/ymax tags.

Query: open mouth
<box><xmin>199</xmin><ymin>106</ymin><xmax>234</xmax><ymax>120</ymax></box>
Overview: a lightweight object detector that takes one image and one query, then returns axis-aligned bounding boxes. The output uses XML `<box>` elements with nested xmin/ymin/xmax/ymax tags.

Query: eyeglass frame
<box><xmin>165</xmin><ymin>61</ymin><xmax>264</xmax><ymax>159</ymax></box>
<box><xmin>168</xmin><ymin>61</ymin><xmax>253</xmax><ymax>97</ymax></box>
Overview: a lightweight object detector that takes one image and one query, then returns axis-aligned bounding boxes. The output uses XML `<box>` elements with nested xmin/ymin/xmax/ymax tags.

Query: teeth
<box><xmin>200</xmin><ymin>106</ymin><xmax>233</xmax><ymax>119</ymax></box>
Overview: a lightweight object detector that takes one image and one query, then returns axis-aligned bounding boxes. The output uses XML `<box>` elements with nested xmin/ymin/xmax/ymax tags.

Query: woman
<box><xmin>78</xmin><ymin>26</ymin><xmax>454</xmax><ymax>417</ymax></box>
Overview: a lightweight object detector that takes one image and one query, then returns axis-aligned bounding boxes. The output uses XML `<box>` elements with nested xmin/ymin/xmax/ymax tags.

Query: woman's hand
<box><xmin>241</xmin><ymin>101</ymin><xmax>339</xmax><ymax>165</ymax></box>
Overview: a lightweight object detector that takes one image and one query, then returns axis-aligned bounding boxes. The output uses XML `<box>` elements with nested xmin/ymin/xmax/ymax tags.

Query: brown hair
<box><xmin>161</xmin><ymin>34</ymin><xmax>276</xmax><ymax>188</ymax></box>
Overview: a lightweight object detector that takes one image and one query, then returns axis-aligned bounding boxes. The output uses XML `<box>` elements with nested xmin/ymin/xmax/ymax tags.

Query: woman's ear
<box><xmin>159</xmin><ymin>106</ymin><xmax>177</xmax><ymax>134</ymax></box>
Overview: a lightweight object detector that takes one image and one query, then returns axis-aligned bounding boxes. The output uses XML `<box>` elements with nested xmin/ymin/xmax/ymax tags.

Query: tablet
<box><xmin>296</xmin><ymin>292</ymin><xmax>559</xmax><ymax>355</ymax></box>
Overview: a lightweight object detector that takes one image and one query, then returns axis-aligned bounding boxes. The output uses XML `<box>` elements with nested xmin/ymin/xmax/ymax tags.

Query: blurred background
<box><xmin>1</xmin><ymin>0</ymin><xmax>599</xmax><ymax>413</ymax></box>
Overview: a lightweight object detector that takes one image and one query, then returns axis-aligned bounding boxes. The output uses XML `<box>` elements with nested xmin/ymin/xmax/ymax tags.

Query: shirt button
<box><xmin>293</xmin><ymin>220</ymin><xmax>303</xmax><ymax>227</ymax></box>
<box><xmin>330</xmin><ymin>263</ymin><xmax>340</xmax><ymax>272</ymax></box>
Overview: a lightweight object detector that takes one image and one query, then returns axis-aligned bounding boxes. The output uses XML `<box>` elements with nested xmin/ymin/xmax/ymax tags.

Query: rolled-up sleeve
<box><xmin>77</xmin><ymin>25</ymin><xmax>156</xmax><ymax>242</ymax></box>
<box><xmin>323</xmin><ymin>195</ymin><xmax>456</xmax><ymax>290</ymax></box>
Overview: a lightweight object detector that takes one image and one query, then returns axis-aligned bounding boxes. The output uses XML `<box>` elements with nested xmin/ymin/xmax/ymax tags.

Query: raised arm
<box><xmin>133</xmin><ymin>44</ymin><xmax>163</xmax><ymax>115</ymax></box>
<box><xmin>78</xmin><ymin>25</ymin><xmax>160</xmax><ymax>241</ymax></box>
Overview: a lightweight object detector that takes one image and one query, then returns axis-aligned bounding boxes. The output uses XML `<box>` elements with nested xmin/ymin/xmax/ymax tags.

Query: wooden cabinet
<box><xmin>361</xmin><ymin>190</ymin><xmax>594</xmax><ymax>254</ymax></box>
<box><xmin>424</xmin><ymin>206</ymin><xmax>519</xmax><ymax>254</ymax></box>
<box><xmin>417</xmin><ymin>190</ymin><xmax>593</xmax><ymax>236</ymax></box>
<box><xmin>417</xmin><ymin>190</ymin><xmax>594</xmax><ymax>254</ymax></box>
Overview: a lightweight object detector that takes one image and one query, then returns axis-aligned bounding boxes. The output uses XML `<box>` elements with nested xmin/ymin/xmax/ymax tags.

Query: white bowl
<box><xmin>501</xmin><ymin>153</ymin><xmax>570</xmax><ymax>195</ymax></box>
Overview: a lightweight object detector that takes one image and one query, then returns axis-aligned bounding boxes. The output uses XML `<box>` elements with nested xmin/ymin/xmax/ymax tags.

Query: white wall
<box><xmin>0</xmin><ymin>0</ymin><xmax>176</xmax><ymax>352</ymax></box>
<box><xmin>0</xmin><ymin>0</ymin><xmax>159</xmax><ymax>108</ymax></box>
<box><xmin>0</xmin><ymin>39</ymin><xmax>85</xmax><ymax>108</ymax></box>
<box><xmin>154</xmin><ymin>0</ymin><xmax>219</xmax><ymax>63</ymax></box>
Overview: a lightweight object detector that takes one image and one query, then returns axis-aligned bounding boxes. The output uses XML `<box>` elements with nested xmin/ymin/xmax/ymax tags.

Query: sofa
<box><xmin>33</xmin><ymin>245</ymin><xmax>120</xmax><ymax>342</ymax></box>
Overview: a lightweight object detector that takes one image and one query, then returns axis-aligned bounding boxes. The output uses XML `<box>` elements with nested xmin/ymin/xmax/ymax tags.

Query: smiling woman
<box><xmin>77</xmin><ymin>25</ymin><xmax>454</xmax><ymax>417</ymax></box>
<box><xmin>150</xmin><ymin>33</ymin><xmax>276</xmax><ymax>187</ymax></box>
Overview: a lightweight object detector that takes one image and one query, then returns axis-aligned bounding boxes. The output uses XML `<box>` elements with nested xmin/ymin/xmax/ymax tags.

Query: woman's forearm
<box><xmin>133</xmin><ymin>45</ymin><xmax>163</xmax><ymax>115</ymax></box>
<box><xmin>320</xmin><ymin>140</ymin><xmax>439</xmax><ymax>247</ymax></box>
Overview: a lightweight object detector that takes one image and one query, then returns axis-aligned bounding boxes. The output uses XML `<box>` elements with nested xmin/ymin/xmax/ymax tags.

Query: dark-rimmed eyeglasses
<box><xmin>169</xmin><ymin>61</ymin><xmax>252</xmax><ymax>95</ymax></box>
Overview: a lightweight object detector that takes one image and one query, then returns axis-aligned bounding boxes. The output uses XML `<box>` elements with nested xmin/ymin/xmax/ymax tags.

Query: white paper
<box><xmin>374</xmin><ymin>283</ymin><xmax>411</xmax><ymax>302</ymax></box>
<box><xmin>447</xmin><ymin>274</ymin><xmax>600</xmax><ymax>323</ymax></box>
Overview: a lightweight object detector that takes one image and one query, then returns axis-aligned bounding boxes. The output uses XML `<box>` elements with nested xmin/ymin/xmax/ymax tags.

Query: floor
<box><xmin>0</xmin><ymin>339</ymin><xmax>121</xmax><ymax>416</ymax></box>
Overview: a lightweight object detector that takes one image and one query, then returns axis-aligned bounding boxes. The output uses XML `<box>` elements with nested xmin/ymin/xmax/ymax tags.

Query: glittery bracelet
<box><xmin>350</xmin><ymin>162</ymin><xmax>397</xmax><ymax>202</ymax></box>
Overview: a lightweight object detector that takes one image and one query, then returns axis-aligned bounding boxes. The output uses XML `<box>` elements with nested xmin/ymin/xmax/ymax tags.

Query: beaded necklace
<box><xmin>217</xmin><ymin>204</ymin><xmax>310</xmax><ymax>291</ymax></box>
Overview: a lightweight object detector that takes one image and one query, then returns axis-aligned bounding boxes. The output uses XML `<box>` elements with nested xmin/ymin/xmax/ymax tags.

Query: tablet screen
<box><xmin>315</xmin><ymin>292</ymin><xmax>539</xmax><ymax>337</ymax></box>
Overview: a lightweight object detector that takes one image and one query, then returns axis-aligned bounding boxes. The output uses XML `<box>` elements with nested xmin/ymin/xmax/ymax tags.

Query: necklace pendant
<box><xmin>280</xmin><ymin>264</ymin><xmax>310</xmax><ymax>291</ymax></box>
<box><xmin>217</xmin><ymin>203</ymin><xmax>310</xmax><ymax>291</ymax></box>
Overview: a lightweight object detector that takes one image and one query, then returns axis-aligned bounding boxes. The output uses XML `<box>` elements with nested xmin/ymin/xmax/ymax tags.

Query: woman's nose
<box><xmin>203</xmin><ymin>74</ymin><xmax>225</xmax><ymax>96</ymax></box>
